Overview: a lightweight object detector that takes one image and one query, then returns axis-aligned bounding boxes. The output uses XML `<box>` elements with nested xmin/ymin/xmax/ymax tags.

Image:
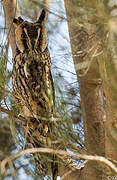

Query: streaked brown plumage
<box><xmin>12</xmin><ymin>9</ymin><xmax>57</xmax><ymax>179</ymax></box>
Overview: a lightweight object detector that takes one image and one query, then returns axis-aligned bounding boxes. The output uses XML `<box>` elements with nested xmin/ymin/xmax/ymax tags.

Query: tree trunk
<box><xmin>64</xmin><ymin>1</ymin><xmax>108</xmax><ymax>179</ymax></box>
<box><xmin>3</xmin><ymin>0</ymin><xmax>20</xmax><ymax>56</ymax></box>
<box><xmin>98</xmin><ymin>51</ymin><xmax>117</xmax><ymax>161</ymax></box>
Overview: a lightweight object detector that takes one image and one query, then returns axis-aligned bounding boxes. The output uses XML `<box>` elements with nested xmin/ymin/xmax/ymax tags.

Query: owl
<box><xmin>12</xmin><ymin>9</ymin><xmax>58</xmax><ymax>179</ymax></box>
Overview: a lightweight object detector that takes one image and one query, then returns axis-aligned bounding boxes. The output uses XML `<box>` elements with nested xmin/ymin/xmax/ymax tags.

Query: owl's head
<box><xmin>13</xmin><ymin>9</ymin><xmax>48</xmax><ymax>53</ymax></box>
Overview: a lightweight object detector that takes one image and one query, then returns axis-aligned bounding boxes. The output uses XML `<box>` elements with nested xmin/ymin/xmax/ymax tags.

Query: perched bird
<box><xmin>12</xmin><ymin>9</ymin><xmax>58</xmax><ymax>179</ymax></box>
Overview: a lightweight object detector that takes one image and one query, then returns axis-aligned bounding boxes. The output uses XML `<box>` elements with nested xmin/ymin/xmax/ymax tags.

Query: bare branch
<box><xmin>1</xmin><ymin>148</ymin><xmax>117</xmax><ymax>175</ymax></box>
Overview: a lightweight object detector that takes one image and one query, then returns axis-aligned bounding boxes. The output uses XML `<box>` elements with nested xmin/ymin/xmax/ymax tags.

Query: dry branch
<box><xmin>1</xmin><ymin>148</ymin><xmax>117</xmax><ymax>175</ymax></box>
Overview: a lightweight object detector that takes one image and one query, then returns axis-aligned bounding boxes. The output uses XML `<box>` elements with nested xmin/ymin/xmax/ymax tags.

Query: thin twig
<box><xmin>0</xmin><ymin>106</ymin><xmax>26</xmax><ymax>122</ymax></box>
<box><xmin>32</xmin><ymin>0</ymin><xmax>67</xmax><ymax>21</ymax></box>
<box><xmin>61</xmin><ymin>160</ymin><xmax>88</xmax><ymax>180</ymax></box>
<box><xmin>61</xmin><ymin>170</ymin><xmax>73</xmax><ymax>180</ymax></box>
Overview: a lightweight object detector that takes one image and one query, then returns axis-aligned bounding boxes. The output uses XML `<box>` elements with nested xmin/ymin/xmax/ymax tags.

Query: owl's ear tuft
<box><xmin>37</xmin><ymin>9</ymin><xmax>48</xmax><ymax>23</ymax></box>
<box><xmin>13</xmin><ymin>17</ymin><xmax>24</xmax><ymax>28</ymax></box>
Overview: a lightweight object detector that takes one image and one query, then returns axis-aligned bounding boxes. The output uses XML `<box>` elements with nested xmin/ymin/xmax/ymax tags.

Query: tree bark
<box><xmin>64</xmin><ymin>1</ymin><xmax>106</xmax><ymax>179</ymax></box>
<box><xmin>99</xmin><ymin>50</ymin><xmax>117</xmax><ymax>160</ymax></box>
<box><xmin>2</xmin><ymin>0</ymin><xmax>20</xmax><ymax>56</ymax></box>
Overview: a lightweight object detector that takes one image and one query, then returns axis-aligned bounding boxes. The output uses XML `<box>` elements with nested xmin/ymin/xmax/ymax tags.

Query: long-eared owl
<box><xmin>12</xmin><ymin>9</ymin><xmax>55</xmax><ymax>119</ymax></box>
<box><xmin>12</xmin><ymin>9</ymin><xmax>57</xmax><ymax>179</ymax></box>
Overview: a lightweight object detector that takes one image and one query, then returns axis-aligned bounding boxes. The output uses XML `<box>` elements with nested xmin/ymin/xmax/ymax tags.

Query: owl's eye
<box><xmin>13</xmin><ymin>17</ymin><xmax>24</xmax><ymax>28</ymax></box>
<box><xmin>18</xmin><ymin>17</ymin><xmax>24</xmax><ymax>23</ymax></box>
